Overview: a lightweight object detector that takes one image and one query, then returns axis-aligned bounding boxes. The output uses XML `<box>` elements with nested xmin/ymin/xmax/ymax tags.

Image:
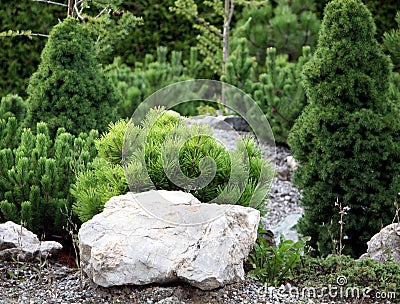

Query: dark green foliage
<box><xmin>0</xmin><ymin>0</ymin><xmax>140</xmax><ymax>97</ymax></box>
<box><xmin>116</xmin><ymin>0</ymin><xmax>199</xmax><ymax>66</ymax></box>
<box><xmin>363</xmin><ymin>1</ymin><xmax>400</xmax><ymax>39</ymax></box>
<box><xmin>288</xmin><ymin>0</ymin><xmax>400</xmax><ymax>257</ymax></box>
<box><xmin>25</xmin><ymin>17</ymin><xmax>121</xmax><ymax>137</ymax></box>
<box><xmin>232</xmin><ymin>0</ymin><xmax>320</xmax><ymax>72</ymax></box>
<box><xmin>0</xmin><ymin>0</ymin><xmax>64</xmax><ymax>97</ymax></box>
<box><xmin>72</xmin><ymin>108</ymin><xmax>274</xmax><ymax>222</ymax></box>
<box><xmin>0</xmin><ymin>94</ymin><xmax>27</xmax><ymax>150</ymax></box>
<box><xmin>253</xmin><ymin>46</ymin><xmax>311</xmax><ymax>144</ymax></box>
<box><xmin>0</xmin><ymin>122</ymin><xmax>98</xmax><ymax>237</ymax></box>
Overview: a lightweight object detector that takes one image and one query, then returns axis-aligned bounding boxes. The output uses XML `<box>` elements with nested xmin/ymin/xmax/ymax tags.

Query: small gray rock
<box><xmin>359</xmin><ymin>223</ymin><xmax>400</xmax><ymax>262</ymax></box>
<box><xmin>0</xmin><ymin>221</ymin><xmax>62</xmax><ymax>262</ymax></box>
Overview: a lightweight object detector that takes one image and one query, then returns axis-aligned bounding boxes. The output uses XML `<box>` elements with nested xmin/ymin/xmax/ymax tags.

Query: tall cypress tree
<box><xmin>288</xmin><ymin>0</ymin><xmax>400</xmax><ymax>257</ymax></box>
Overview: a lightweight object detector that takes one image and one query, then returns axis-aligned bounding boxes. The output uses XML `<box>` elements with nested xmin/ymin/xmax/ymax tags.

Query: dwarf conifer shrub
<box><xmin>106</xmin><ymin>47</ymin><xmax>204</xmax><ymax>118</ymax></box>
<box><xmin>253</xmin><ymin>46</ymin><xmax>311</xmax><ymax>144</ymax></box>
<box><xmin>72</xmin><ymin>108</ymin><xmax>274</xmax><ymax>222</ymax></box>
<box><xmin>232</xmin><ymin>0</ymin><xmax>320</xmax><ymax>69</ymax></box>
<box><xmin>25</xmin><ymin>17</ymin><xmax>120</xmax><ymax>137</ymax></box>
<box><xmin>221</xmin><ymin>40</ymin><xmax>311</xmax><ymax>144</ymax></box>
<box><xmin>0</xmin><ymin>122</ymin><xmax>98</xmax><ymax>237</ymax></box>
<box><xmin>288</xmin><ymin>0</ymin><xmax>400</xmax><ymax>257</ymax></box>
<box><xmin>221</xmin><ymin>38</ymin><xmax>256</xmax><ymax>96</ymax></box>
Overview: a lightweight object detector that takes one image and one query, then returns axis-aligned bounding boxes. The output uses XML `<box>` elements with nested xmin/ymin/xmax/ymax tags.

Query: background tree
<box><xmin>171</xmin><ymin>0</ymin><xmax>234</xmax><ymax>75</ymax></box>
<box><xmin>0</xmin><ymin>0</ymin><xmax>64</xmax><ymax>97</ymax></box>
<box><xmin>231</xmin><ymin>0</ymin><xmax>320</xmax><ymax>74</ymax></box>
<box><xmin>0</xmin><ymin>0</ymin><xmax>139</xmax><ymax>98</ymax></box>
<box><xmin>115</xmin><ymin>0</ymin><xmax>199</xmax><ymax>66</ymax></box>
<box><xmin>25</xmin><ymin>17</ymin><xmax>121</xmax><ymax>137</ymax></box>
<box><xmin>288</xmin><ymin>0</ymin><xmax>400</xmax><ymax>257</ymax></box>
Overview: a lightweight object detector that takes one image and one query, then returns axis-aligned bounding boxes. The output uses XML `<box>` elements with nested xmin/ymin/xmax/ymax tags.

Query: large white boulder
<box><xmin>359</xmin><ymin>223</ymin><xmax>400</xmax><ymax>263</ymax></box>
<box><xmin>78</xmin><ymin>190</ymin><xmax>260</xmax><ymax>290</ymax></box>
<box><xmin>0</xmin><ymin>221</ymin><xmax>62</xmax><ymax>261</ymax></box>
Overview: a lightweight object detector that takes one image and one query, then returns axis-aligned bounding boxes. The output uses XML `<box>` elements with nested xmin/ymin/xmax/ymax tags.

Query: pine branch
<box><xmin>74</xmin><ymin>0</ymin><xmax>85</xmax><ymax>19</ymax></box>
<box><xmin>95</xmin><ymin>5</ymin><xmax>111</xmax><ymax>18</ymax></box>
<box><xmin>0</xmin><ymin>30</ymin><xmax>49</xmax><ymax>39</ymax></box>
<box><xmin>31</xmin><ymin>0</ymin><xmax>68</xmax><ymax>7</ymax></box>
<box><xmin>191</xmin><ymin>13</ymin><xmax>223</xmax><ymax>38</ymax></box>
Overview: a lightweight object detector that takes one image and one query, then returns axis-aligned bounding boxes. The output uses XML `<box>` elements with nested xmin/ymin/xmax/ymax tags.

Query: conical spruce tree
<box><xmin>288</xmin><ymin>0</ymin><xmax>400</xmax><ymax>257</ymax></box>
<box><xmin>25</xmin><ymin>17</ymin><xmax>120</xmax><ymax>137</ymax></box>
<box><xmin>0</xmin><ymin>94</ymin><xmax>26</xmax><ymax>150</ymax></box>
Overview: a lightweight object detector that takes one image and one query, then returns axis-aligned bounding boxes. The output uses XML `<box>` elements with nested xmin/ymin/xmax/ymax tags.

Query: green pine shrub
<box><xmin>0</xmin><ymin>94</ymin><xmax>27</xmax><ymax>150</ymax></box>
<box><xmin>72</xmin><ymin>108</ymin><xmax>274</xmax><ymax>222</ymax></box>
<box><xmin>253</xmin><ymin>46</ymin><xmax>311</xmax><ymax>144</ymax></box>
<box><xmin>295</xmin><ymin>255</ymin><xmax>400</xmax><ymax>297</ymax></box>
<box><xmin>221</xmin><ymin>38</ymin><xmax>256</xmax><ymax>96</ymax></box>
<box><xmin>232</xmin><ymin>0</ymin><xmax>320</xmax><ymax>72</ymax></box>
<box><xmin>288</xmin><ymin>0</ymin><xmax>400</xmax><ymax>257</ymax></box>
<box><xmin>384</xmin><ymin>11</ymin><xmax>400</xmax><ymax>71</ymax></box>
<box><xmin>0</xmin><ymin>122</ymin><xmax>98</xmax><ymax>237</ymax></box>
<box><xmin>105</xmin><ymin>47</ymin><xmax>207</xmax><ymax>118</ymax></box>
<box><xmin>25</xmin><ymin>17</ymin><xmax>121</xmax><ymax>137</ymax></box>
<box><xmin>221</xmin><ymin>39</ymin><xmax>311</xmax><ymax>144</ymax></box>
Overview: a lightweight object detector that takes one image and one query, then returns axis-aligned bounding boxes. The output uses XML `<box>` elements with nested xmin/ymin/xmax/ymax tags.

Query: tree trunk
<box><xmin>68</xmin><ymin>0</ymin><xmax>73</xmax><ymax>17</ymax></box>
<box><xmin>222</xmin><ymin>0</ymin><xmax>234</xmax><ymax>105</ymax></box>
